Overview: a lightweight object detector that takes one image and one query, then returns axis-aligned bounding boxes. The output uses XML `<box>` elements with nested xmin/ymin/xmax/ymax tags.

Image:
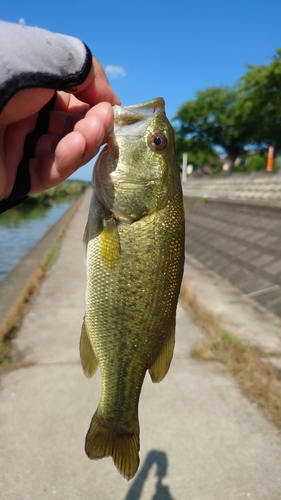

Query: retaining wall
<box><xmin>183</xmin><ymin>173</ymin><xmax>281</xmax><ymax>318</ymax></box>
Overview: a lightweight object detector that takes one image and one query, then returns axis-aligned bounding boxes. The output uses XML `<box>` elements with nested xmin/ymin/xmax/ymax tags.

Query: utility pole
<box><xmin>182</xmin><ymin>152</ymin><xmax>188</xmax><ymax>183</ymax></box>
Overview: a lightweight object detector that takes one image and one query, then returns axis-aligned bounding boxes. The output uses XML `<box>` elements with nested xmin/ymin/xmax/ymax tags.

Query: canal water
<box><xmin>0</xmin><ymin>199</ymin><xmax>74</xmax><ymax>282</ymax></box>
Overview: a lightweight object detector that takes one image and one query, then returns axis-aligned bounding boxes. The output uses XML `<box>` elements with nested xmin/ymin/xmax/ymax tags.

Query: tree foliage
<box><xmin>236</xmin><ymin>49</ymin><xmax>281</xmax><ymax>149</ymax></box>
<box><xmin>174</xmin><ymin>49</ymin><xmax>281</xmax><ymax>169</ymax></box>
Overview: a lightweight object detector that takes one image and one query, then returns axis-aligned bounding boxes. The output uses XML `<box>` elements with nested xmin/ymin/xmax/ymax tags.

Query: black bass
<box><xmin>80</xmin><ymin>97</ymin><xmax>185</xmax><ymax>480</ymax></box>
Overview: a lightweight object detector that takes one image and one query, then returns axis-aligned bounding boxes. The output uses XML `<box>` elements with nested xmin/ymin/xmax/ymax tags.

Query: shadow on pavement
<box><xmin>124</xmin><ymin>450</ymin><xmax>175</xmax><ymax>500</ymax></box>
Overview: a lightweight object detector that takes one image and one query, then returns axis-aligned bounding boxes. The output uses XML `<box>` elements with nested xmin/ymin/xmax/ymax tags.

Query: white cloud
<box><xmin>105</xmin><ymin>65</ymin><xmax>127</xmax><ymax>78</ymax></box>
<box><xmin>18</xmin><ymin>18</ymin><xmax>26</xmax><ymax>25</ymax></box>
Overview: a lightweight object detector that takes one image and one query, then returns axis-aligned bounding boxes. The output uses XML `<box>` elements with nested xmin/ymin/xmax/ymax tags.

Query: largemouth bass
<box><xmin>80</xmin><ymin>97</ymin><xmax>185</xmax><ymax>480</ymax></box>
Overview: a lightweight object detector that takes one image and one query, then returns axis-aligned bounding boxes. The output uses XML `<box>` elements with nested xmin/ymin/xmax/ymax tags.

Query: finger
<box><xmin>47</xmin><ymin>110</ymin><xmax>85</xmax><ymax>135</ymax></box>
<box><xmin>34</xmin><ymin>134</ymin><xmax>61</xmax><ymax>157</ymax></box>
<box><xmin>29</xmin><ymin>131</ymin><xmax>87</xmax><ymax>193</ymax></box>
<box><xmin>53</xmin><ymin>91</ymin><xmax>91</xmax><ymax>114</ymax></box>
<box><xmin>0</xmin><ymin>89</ymin><xmax>55</xmax><ymax>125</ymax></box>
<box><xmin>29</xmin><ymin>113</ymin><xmax>108</xmax><ymax>193</ymax></box>
<box><xmin>45</xmin><ymin>101</ymin><xmax>113</xmax><ymax>138</ymax></box>
<box><xmin>75</xmin><ymin>102</ymin><xmax>114</xmax><ymax>144</ymax></box>
<box><xmin>74</xmin><ymin>56</ymin><xmax>120</xmax><ymax>106</ymax></box>
<box><xmin>34</xmin><ymin>104</ymin><xmax>113</xmax><ymax>158</ymax></box>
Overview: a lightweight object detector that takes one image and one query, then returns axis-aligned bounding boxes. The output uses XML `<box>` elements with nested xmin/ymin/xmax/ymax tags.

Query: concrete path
<box><xmin>1</xmin><ymin>191</ymin><xmax>281</xmax><ymax>500</ymax></box>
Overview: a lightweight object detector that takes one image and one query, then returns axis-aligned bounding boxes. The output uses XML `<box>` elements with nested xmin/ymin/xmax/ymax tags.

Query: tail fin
<box><xmin>85</xmin><ymin>411</ymin><xmax>140</xmax><ymax>480</ymax></box>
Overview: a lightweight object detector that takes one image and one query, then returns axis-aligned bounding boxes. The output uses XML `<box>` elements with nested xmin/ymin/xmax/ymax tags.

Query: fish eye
<box><xmin>148</xmin><ymin>133</ymin><xmax>167</xmax><ymax>151</ymax></box>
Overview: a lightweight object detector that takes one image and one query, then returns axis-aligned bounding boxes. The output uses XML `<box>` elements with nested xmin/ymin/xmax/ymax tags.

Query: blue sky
<box><xmin>2</xmin><ymin>0</ymin><xmax>281</xmax><ymax>181</ymax></box>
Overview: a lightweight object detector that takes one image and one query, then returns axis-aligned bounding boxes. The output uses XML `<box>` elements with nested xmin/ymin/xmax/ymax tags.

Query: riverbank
<box><xmin>0</xmin><ymin>180</ymin><xmax>89</xmax><ymax>283</ymax></box>
<box><xmin>0</xmin><ymin>190</ymin><xmax>89</xmax><ymax>344</ymax></box>
<box><xmin>22</xmin><ymin>180</ymin><xmax>89</xmax><ymax>207</ymax></box>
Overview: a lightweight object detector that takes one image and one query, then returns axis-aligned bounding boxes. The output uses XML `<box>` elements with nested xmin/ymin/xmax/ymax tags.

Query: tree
<box><xmin>173</xmin><ymin>87</ymin><xmax>248</xmax><ymax>169</ymax></box>
<box><xmin>236</xmin><ymin>49</ymin><xmax>281</xmax><ymax>149</ymax></box>
<box><xmin>174</xmin><ymin>49</ymin><xmax>281</xmax><ymax>171</ymax></box>
<box><xmin>174</xmin><ymin>134</ymin><xmax>219</xmax><ymax>169</ymax></box>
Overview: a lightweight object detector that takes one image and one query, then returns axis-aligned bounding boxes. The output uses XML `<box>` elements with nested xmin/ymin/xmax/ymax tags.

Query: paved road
<box><xmin>1</xmin><ymin>191</ymin><xmax>281</xmax><ymax>500</ymax></box>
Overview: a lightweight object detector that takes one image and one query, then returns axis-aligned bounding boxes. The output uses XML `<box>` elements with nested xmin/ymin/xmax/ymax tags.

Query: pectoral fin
<box><xmin>149</xmin><ymin>320</ymin><xmax>175</xmax><ymax>383</ymax></box>
<box><xmin>80</xmin><ymin>319</ymin><xmax>99</xmax><ymax>378</ymax></box>
<box><xmin>100</xmin><ymin>218</ymin><xmax>121</xmax><ymax>268</ymax></box>
<box><xmin>83</xmin><ymin>222</ymin><xmax>89</xmax><ymax>263</ymax></box>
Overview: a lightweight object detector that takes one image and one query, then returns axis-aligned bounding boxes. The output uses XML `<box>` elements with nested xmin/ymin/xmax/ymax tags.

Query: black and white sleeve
<box><xmin>0</xmin><ymin>21</ymin><xmax>92</xmax><ymax>213</ymax></box>
<box><xmin>0</xmin><ymin>20</ymin><xmax>92</xmax><ymax>112</ymax></box>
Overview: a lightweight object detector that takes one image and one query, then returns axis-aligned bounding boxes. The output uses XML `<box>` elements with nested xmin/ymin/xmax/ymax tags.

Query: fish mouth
<box><xmin>113</xmin><ymin>98</ymin><xmax>165</xmax><ymax>136</ymax></box>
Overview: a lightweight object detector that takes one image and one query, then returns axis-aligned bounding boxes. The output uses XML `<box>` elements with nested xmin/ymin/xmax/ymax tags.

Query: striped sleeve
<box><xmin>0</xmin><ymin>20</ymin><xmax>92</xmax><ymax>112</ymax></box>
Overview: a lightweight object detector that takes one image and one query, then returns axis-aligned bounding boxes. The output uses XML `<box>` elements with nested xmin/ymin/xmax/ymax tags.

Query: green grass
<box><xmin>43</xmin><ymin>240</ymin><xmax>61</xmax><ymax>270</ymax></box>
<box><xmin>219</xmin><ymin>331</ymin><xmax>246</xmax><ymax>350</ymax></box>
<box><xmin>24</xmin><ymin>180</ymin><xmax>89</xmax><ymax>207</ymax></box>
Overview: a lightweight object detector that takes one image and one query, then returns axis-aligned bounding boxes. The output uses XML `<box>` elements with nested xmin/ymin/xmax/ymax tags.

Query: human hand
<box><xmin>0</xmin><ymin>56</ymin><xmax>120</xmax><ymax>201</ymax></box>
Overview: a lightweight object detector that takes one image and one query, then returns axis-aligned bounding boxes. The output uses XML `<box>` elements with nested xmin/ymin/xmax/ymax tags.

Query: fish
<box><xmin>80</xmin><ymin>97</ymin><xmax>185</xmax><ymax>480</ymax></box>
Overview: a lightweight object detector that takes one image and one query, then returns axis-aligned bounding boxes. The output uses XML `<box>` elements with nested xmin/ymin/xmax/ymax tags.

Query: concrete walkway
<box><xmin>1</xmin><ymin>191</ymin><xmax>281</xmax><ymax>500</ymax></box>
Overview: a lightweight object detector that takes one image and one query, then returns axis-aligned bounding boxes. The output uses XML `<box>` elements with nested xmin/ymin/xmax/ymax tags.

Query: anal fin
<box><xmin>149</xmin><ymin>320</ymin><xmax>175</xmax><ymax>382</ymax></box>
<box><xmin>80</xmin><ymin>319</ymin><xmax>99</xmax><ymax>378</ymax></box>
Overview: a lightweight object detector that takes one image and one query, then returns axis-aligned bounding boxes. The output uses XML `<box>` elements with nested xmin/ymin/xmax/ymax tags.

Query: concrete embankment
<box><xmin>183</xmin><ymin>172</ymin><xmax>281</xmax><ymax>318</ymax></box>
<box><xmin>0</xmin><ymin>192</ymin><xmax>87</xmax><ymax>342</ymax></box>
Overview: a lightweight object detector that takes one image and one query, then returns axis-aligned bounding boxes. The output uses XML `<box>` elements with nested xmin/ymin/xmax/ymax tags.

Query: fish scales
<box><xmin>80</xmin><ymin>98</ymin><xmax>185</xmax><ymax>480</ymax></box>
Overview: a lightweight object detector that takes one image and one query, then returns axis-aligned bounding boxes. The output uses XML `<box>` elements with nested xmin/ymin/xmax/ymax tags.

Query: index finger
<box><xmin>74</xmin><ymin>56</ymin><xmax>120</xmax><ymax>107</ymax></box>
